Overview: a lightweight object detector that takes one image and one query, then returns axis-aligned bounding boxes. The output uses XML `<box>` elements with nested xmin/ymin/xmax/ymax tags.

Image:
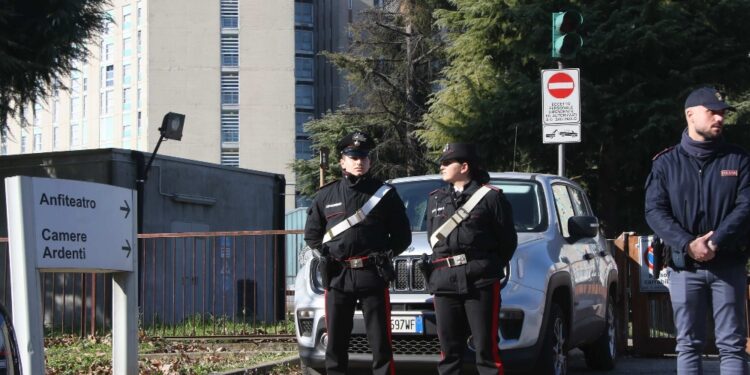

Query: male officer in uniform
<box><xmin>645</xmin><ymin>87</ymin><xmax>750</xmax><ymax>374</ymax></box>
<box><xmin>426</xmin><ymin>143</ymin><xmax>517</xmax><ymax>375</ymax></box>
<box><xmin>304</xmin><ymin>131</ymin><xmax>412</xmax><ymax>375</ymax></box>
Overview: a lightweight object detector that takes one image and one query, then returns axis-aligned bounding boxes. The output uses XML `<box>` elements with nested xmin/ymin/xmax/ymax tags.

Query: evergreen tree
<box><xmin>423</xmin><ymin>0</ymin><xmax>750</xmax><ymax>235</ymax></box>
<box><xmin>292</xmin><ymin>0</ymin><xmax>452</xmax><ymax>198</ymax></box>
<box><xmin>0</xmin><ymin>0</ymin><xmax>109</xmax><ymax>135</ymax></box>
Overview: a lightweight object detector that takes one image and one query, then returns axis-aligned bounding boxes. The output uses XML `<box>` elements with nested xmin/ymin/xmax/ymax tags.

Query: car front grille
<box><xmin>348</xmin><ymin>334</ymin><xmax>441</xmax><ymax>355</ymax></box>
<box><xmin>390</xmin><ymin>257</ymin><xmax>426</xmax><ymax>292</ymax></box>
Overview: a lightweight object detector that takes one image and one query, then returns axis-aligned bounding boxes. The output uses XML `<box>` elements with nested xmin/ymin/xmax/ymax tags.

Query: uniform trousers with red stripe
<box><xmin>325</xmin><ymin>287</ymin><xmax>395</xmax><ymax>375</ymax></box>
<box><xmin>434</xmin><ymin>280</ymin><xmax>503</xmax><ymax>375</ymax></box>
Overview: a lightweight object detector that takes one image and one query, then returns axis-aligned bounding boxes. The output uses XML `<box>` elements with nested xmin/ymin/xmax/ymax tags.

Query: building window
<box><xmin>296</xmin><ymin>138</ymin><xmax>313</xmax><ymax>160</ymax></box>
<box><xmin>20</xmin><ymin>134</ymin><xmax>28</xmax><ymax>153</ymax></box>
<box><xmin>295</xmin><ymin>112</ymin><xmax>313</xmax><ymax>135</ymax></box>
<box><xmin>101</xmin><ymin>65</ymin><xmax>114</xmax><ymax>87</ymax></box>
<box><xmin>53</xmin><ymin>99</ymin><xmax>59</xmax><ymax>124</ymax></box>
<box><xmin>137</xmin><ymin>57</ymin><xmax>143</xmax><ymax>81</ymax></box>
<box><xmin>295</xmin><ymin>84</ymin><xmax>314</xmax><ymax>109</ymax></box>
<box><xmin>123</xmin><ymin>37</ymin><xmax>132</xmax><ymax>57</ymax></box>
<box><xmin>221</xmin><ymin>35</ymin><xmax>239</xmax><ymax>67</ymax></box>
<box><xmin>137</xmin><ymin>1</ymin><xmax>143</xmax><ymax>26</ymax></box>
<box><xmin>123</xmin><ymin>64</ymin><xmax>132</xmax><ymax>86</ymax></box>
<box><xmin>105</xmin><ymin>10</ymin><xmax>115</xmax><ymax>36</ymax></box>
<box><xmin>100</xmin><ymin>90</ymin><xmax>113</xmax><ymax>115</ymax></box>
<box><xmin>137</xmin><ymin>111</ymin><xmax>142</xmax><ymax>134</ymax></box>
<box><xmin>71</xmin><ymin>69</ymin><xmax>81</xmax><ymax>95</ymax></box>
<box><xmin>295</xmin><ymin>3</ymin><xmax>313</xmax><ymax>25</ymax></box>
<box><xmin>102</xmin><ymin>41</ymin><xmax>113</xmax><ymax>62</ymax></box>
<box><xmin>1</xmin><ymin>140</ymin><xmax>6</xmax><ymax>155</ymax></box>
<box><xmin>221</xmin><ymin>151</ymin><xmax>239</xmax><ymax>167</ymax></box>
<box><xmin>70</xmin><ymin>123</ymin><xmax>81</xmax><ymax>148</ymax></box>
<box><xmin>221</xmin><ymin>111</ymin><xmax>239</xmax><ymax>142</ymax></box>
<box><xmin>295</xmin><ymin>30</ymin><xmax>313</xmax><ymax>53</ymax></box>
<box><xmin>122</xmin><ymin>5</ymin><xmax>132</xmax><ymax>31</ymax></box>
<box><xmin>100</xmin><ymin>116</ymin><xmax>114</xmax><ymax>147</ymax></box>
<box><xmin>52</xmin><ymin>126</ymin><xmax>60</xmax><ymax>150</ymax></box>
<box><xmin>123</xmin><ymin>88</ymin><xmax>132</xmax><ymax>112</ymax></box>
<box><xmin>70</xmin><ymin>97</ymin><xmax>81</xmax><ymax>120</ymax></box>
<box><xmin>295</xmin><ymin>57</ymin><xmax>314</xmax><ymax>80</ymax></box>
<box><xmin>33</xmin><ymin>103</ymin><xmax>42</xmax><ymax>126</ymax></box>
<box><xmin>220</xmin><ymin>0</ymin><xmax>239</xmax><ymax>29</ymax></box>
<box><xmin>122</xmin><ymin>113</ymin><xmax>132</xmax><ymax>148</ymax></box>
<box><xmin>221</xmin><ymin>73</ymin><xmax>239</xmax><ymax>105</ymax></box>
<box><xmin>33</xmin><ymin>128</ymin><xmax>42</xmax><ymax>152</ymax></box>
<box><xmin>82</xmin><ymin>94</ymin><xmax>88</xmax><ymax>119</ymax></box>
<box><xmin>137</xmin><ymin>88</ymin><xmax>142</xmax><ymax>108</ymax></box>
<box><xmin>137</xmin><ymin>30</ymin><xmax>142</xmax><ymax>54</ymax></box>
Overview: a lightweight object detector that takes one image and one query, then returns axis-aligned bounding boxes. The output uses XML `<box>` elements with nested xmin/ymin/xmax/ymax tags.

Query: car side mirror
<box><xmin>568</xmin><ymin>215</ymin><xmax>599</xmax><ymax>240</ymax></box>
<box><xmin>0</xmin><ymin>303</ymin><xmax>21</xmax><ymax>375</ymax></box>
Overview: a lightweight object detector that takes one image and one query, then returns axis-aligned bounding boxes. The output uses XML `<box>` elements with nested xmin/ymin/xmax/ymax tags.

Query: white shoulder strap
<box><xmin>322</xmin><ymin>184</ymin><xmax>392</xmax><ymax>244</ymax></box>
<box><xmin>429</xmin><ymin>185</ymin><xmax>492</xmax><ymax>248</ymax></box>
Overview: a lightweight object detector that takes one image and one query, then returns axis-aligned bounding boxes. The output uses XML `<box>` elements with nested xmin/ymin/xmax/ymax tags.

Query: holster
<box><xmin>652</xmin><ymin>235</ymin><xmax>668</xmax><ymax>272</ymax></box>
<box><xmin>373</xmin><ymin>251</ymin><xmax>395</xmax><ymax>283</ymax></box>
<box><xmin>418</xmin><ymin>253</ymin><xmax>433</xmax><ymax>281</ymax></box>
<box><xmin>318</xmin><ymin>254</ymin><xmax>338</xmax><ymax>290</ymax></box>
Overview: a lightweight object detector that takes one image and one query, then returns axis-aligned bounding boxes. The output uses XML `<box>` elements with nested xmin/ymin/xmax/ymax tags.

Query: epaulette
<box><xmin>483</xmin><ymin>184</ymin><xmax>500</xmax><ymax>192</ymax></box>
<box><xmin>317</xmin><ymin>179</ymin><xmax>339</xmax><ymax>191</ymax></box>
<box><xmin>652</xmin><ymin>146</ymin><xmax>675</xmax><ymax>161</ymax></box>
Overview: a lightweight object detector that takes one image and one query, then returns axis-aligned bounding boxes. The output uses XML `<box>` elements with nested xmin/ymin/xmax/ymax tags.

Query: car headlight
<box><xmin>310</xmin><ymin>258</ymin><xmax>325</xmax><ymax>294</ymax></box>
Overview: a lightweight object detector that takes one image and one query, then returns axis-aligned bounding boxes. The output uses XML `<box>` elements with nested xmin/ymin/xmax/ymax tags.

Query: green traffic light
<box><xmin>552</xmin><ymin>11</ymin><xmax>583</xmax><ymax>59</ymax></box>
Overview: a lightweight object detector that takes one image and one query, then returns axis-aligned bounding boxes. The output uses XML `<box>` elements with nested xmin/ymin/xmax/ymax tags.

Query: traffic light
<box><xmin>551</xmin><ymin>11</ymin><xmax>583</xmax><ymax>59</ymax></box>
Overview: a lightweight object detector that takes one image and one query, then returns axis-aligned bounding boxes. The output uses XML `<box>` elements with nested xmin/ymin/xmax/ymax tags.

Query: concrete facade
<box><xmin>3</xmin><ymin>0</ymin><xmax>297</xmax><ymax>208</ymax></box>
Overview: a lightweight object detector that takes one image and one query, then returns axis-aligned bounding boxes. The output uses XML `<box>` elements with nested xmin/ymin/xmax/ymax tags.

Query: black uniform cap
<box><xmin>684</xmin><ymin>87</ymin><xmax>735</xmax><ymax>111</ymax></box>
<box><xmin>337</xmin><ymin>131</ymin><xmax>375</xmax><ymax>158</ymax></box>
<box><xmin>438</xmin><ymin>143</ymin><xmax>479</xmax><ymax>163</ymax></box>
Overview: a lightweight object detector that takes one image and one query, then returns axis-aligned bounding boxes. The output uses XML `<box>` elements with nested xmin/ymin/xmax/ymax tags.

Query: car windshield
<box><xmin>392</xmin><ymin>178</ymin><xmax>546</xmax><ymax>233</ymax></box>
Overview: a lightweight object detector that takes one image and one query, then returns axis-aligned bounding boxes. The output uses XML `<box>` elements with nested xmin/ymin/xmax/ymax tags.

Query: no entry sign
<box><xmin>541</xmin><ymin>68</ymin><xmax>580</xmax><ymax>125</ymax></box>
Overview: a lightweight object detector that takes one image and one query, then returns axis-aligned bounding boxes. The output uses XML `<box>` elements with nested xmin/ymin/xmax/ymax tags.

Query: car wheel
<box><xmin>300</xmin><ymin>360</ymin><xmax>326</xmax><ymax>375</ymax></box>
<box><xmin>584</xmin><ymin>294</ymin><xmax>617</xmax><ymax>370</ymax></box>
<box><xmin>536</xmin><ymin>303</ymin><xmax>567</xmax><ymax>375</ymax></box>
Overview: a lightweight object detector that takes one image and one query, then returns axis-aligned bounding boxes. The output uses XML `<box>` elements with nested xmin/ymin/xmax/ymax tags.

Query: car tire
<box><xmin>584</xmin><ymin>294</ymin><xmax>617</xmax><ymax>370</ymax></box>
<box><xmin>535</xmin><ymin>302</ymin><xmax>568</xmax><ymax>375</ymax></box>
<box><xmin>300</xmin><ymin>361</ymin><xmax>326</xmax><ymax>375</ymax></box>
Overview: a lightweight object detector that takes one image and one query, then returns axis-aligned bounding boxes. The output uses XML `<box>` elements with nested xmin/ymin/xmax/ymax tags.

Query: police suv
<box><xmin>294</xmin><ymin>172</ymin><xmax>618</xmax><ymax>374</ymax></box>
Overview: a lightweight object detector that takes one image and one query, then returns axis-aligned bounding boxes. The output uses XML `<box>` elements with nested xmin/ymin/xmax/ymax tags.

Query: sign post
<box><xmin>5</xmin><ymin>176</ymin><xmax>138</xmax><ymax>374</ymax></box>
<box><xmin>541</xmin><ymin>68</ymin><xmax>581</xmax><ymax>176</ymax></box>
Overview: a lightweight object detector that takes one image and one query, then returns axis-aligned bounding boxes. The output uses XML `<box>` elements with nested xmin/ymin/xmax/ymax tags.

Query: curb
<box><xmin>211</xmin><ymin>354</ymin><xmax>300</xmax><ymax>375</ymax></box>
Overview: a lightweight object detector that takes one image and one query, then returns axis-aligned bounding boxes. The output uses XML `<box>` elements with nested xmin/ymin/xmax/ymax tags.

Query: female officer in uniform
<box><xmin>427</xmin><ymin>143</ymin><xmax>517</xmax><ymax>375</ymax></box>
<box><xmin>304</xmin><ymin>131</ymin><xmax>412</xmax><ymax>375</ymax></box>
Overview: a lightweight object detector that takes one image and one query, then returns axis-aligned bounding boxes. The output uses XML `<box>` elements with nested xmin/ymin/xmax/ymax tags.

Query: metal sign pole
<box><xmin>557</xmin><ymin>61</ymin><xmax>565</xmax><ymax>177</ymax></box>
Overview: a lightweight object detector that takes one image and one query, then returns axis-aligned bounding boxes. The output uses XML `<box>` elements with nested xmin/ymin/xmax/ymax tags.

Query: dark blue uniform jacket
<box><xmin>645</xmin><ymin>143</ymin><xmax>750</xmax><ymax>269</ymax></box>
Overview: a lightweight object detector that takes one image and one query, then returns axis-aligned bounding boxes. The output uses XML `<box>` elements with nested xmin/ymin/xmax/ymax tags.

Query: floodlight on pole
<box><xmin>140</xmin><ymin>112</ymin><xmax>186</xmax><ymax>183</ymax></box>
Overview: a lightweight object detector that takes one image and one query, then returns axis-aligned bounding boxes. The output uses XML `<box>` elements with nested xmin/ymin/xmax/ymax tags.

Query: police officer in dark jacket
<box><xmin>304</xmin><ymin>131</ymin><xmax>412</xmax><ymax>375</ymax></box>
<box><xmin>645</xmin><ymin>87</ymin><xmax>750</xmax><ymax>373</ymax></box>
<box><xmin>426</xmin><ymin>143</ymin><xmax>517</xmax><ymax>375</ymax></box>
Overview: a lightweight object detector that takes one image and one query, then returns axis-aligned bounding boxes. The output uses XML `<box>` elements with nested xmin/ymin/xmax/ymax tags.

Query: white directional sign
<box><xmin>9</xmin><ymin>176</ymin><xmax>136</xmax><ymax>272</ymax></box>
<box><xmin>543</xmin><ymin>124</ymin><xmax>581</xmax><ymax>144</ymax></box>
<box><xmin>542</xmin><ymin>68</ymin><xmax>581</xmax><ymax>125</ymax></box>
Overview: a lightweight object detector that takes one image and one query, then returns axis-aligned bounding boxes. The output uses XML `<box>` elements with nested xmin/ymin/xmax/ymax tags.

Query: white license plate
<box><xmin>390</xmin><ymin>315</ymin><xmax>423</xmax><ymax>333</ymax></box>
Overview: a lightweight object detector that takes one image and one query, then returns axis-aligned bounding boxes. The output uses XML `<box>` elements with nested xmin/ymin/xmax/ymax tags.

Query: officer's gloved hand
<box><xmin>376</xmin><ymin>250</ymin><xmax>395</xmax><ymax>283</ymax></box>
<box><xmin>419</xmin><ymin>253</ymin><xmax>433</xmax><ymax>279</ymax></box>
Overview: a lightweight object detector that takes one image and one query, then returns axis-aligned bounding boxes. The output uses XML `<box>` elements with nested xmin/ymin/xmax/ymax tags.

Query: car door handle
<box><xmin>583</xmin><ymin>253</ymin><xmax>594</xmax><ymax>261</ymax></box>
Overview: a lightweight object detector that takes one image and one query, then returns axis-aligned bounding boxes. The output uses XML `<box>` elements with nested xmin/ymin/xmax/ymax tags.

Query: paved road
<box><xmin>566</xmin><ymin>349</ymin><xmax>725</xmax><ymax>375</ymax></box>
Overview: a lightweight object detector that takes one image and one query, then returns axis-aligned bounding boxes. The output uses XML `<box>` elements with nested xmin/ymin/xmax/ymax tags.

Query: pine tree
<box><xmin>292</xmin><ymin>0</ymin><xmax>452</xmax><ymax>198</ymax></box>
<box><xmin>422</xmin><ymin>0</ymin><xmax>750</xmax><ymax>235</ymax></box>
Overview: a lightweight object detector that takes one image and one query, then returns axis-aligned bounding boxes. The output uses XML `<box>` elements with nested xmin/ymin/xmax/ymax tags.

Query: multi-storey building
<box><xmin>2</xmin><ymin>0</ymin><xmax>297</xmax><ymax>207</ymax></box>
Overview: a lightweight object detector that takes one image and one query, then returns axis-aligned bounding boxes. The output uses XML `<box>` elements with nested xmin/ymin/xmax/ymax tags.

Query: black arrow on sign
<box><xmin>120</xmin><ymin>200</ymin><xmax>130</xmax><ymax>219</ymax></box>
<box><xmin>122</xmin><ymin>240</ymin><xmax>131</xmax><ymax>258</ymax></box>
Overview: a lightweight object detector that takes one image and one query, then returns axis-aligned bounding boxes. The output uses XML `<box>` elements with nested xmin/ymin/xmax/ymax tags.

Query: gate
<box><xmin>612</xmin><ymin>232</ymin><xmax>739</xmax><ymax>356</ymax></box>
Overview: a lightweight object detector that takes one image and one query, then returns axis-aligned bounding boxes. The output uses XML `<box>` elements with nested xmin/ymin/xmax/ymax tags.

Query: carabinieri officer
<box><xmin>304</xmin><ymin>131</ymin><xmax>412</xmax><ymax>375</ymax></box>
<box><xmin>427</xmin><ymin>143</ymin><xmax>517</xmax><ymax>375</ymax></box>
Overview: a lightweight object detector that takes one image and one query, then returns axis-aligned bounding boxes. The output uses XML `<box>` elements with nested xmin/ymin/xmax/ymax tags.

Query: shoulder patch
<box><xmin>652</xmin><ymin>146</ymin><xmax>674</xmax><ymax>161</ymax></box>
<box><xmin>317</xmin><ymin>179</ymin><xmax>339</xmax><ymax>191</ymax></box>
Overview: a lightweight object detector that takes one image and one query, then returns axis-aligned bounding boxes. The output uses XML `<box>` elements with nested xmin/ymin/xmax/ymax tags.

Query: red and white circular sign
<box><xmin>547</xmin><ymin>72</ymin><xmax>575</xmax><ymax>99</ymax></box>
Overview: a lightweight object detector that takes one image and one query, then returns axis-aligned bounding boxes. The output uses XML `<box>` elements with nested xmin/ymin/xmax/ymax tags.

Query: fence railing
<box><xmin>0</xmin><ymin>230</ymin><xmax>305</xmax><ymax>338</ymax></box>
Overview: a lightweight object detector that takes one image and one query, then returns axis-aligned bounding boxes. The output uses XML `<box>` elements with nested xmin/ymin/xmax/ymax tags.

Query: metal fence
<box><xmin>0</xmin><ymin>230</ymin><xmax>304</xmax><ymax>338</ymax></box>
